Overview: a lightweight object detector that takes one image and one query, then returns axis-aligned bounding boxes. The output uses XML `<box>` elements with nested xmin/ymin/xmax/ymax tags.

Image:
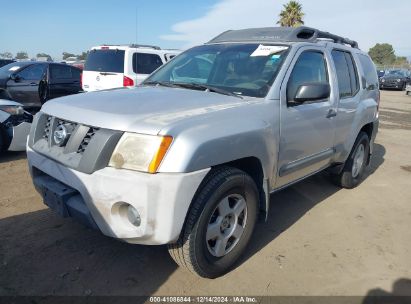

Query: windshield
<box><xmin>84</xmin><ymin>49</ymin><xmax>125</xmax><ymax>73</ymax></box>
<box><xmin>0</xmin><ymin>62</ymin><xmax>28</xmax><ymax>78</ymax></box>
<box><xmin>144</xmin><ymin>43</ymin><xmax>289</xmax><ymax>98</ymax></box>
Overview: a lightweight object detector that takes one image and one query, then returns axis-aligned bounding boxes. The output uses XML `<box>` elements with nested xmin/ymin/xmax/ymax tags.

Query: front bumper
<box><xmin>8</xmin><ymin>122</ymin><xmax>31</xmax><ymax>151</ymax></box>
<box><xmin>27</xmin><ymin>145</ymin><xmax>210</xmax><ymax>245</ymax></box>
<box><xmin>380</xmin><ymin>80</ymin><xmax>404</xmax><ymax>89</ymax></box>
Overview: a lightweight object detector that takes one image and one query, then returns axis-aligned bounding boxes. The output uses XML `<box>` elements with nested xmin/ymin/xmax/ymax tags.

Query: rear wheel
<box><xmin>331</xmin><ymin>132</ymin><xmax>370</xmax><ymax>189</ymax></box>
<box><xmin>168</xmin><ymin>166</ymin><xmax>259</xmax><ymax>278</ymax></box>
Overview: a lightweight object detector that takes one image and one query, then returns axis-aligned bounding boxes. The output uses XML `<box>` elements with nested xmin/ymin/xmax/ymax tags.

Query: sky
<box><xmin>0</xmin><ymin>0</ymin><xmax>410</xmax><ymax>60</ymax></box>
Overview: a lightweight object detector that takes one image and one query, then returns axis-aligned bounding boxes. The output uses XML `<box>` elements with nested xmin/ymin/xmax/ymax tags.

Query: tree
<box><xmin>62</xmin><ymin>52</ymin><xmax>77</xmax><ymax>60</ymax></box>
<box><xmin>15</xmin><ymin>51</ymin><xmax>29</xmax><ymax>60</ymax></box>
<box><xmin>368</xmin><ymin>43</ymin><xmax>396</xmax><ymax>65</ymax></box>
<box><xmin>394</xmin><ymin>56</ymin><xmax>409</xmax><ymax>67</ymax></box>
<box><xmin>277</xmin><ymin>1</ymin><xmax>304</xmax><ymax>27</ymax></box>
<box><xmin>77</xmin><ymin>51</ymin><xmax>88</xmax><ymax>61</ymax></box>
<box><xmin>0</xmin><ymin>52</ymin><xmax>13</xmax><ymax>59</ymax></box>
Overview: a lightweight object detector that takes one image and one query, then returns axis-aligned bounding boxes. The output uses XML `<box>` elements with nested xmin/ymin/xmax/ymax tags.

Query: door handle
<box><xmin>30</xmin><ymin>82</ymin><xmax>37</xmax><ymax>86</ymax></box>
<box><xmin>326</xmin><ymin>109</ymin><xmax>337</xmax><ymax>118</ymax></box>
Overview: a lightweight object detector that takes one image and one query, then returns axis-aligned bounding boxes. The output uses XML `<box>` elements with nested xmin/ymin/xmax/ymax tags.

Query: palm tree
<box><xmin>277</xmin><ymin>1</ymin><xmax>305</xmax><ymax>27</ymax></box>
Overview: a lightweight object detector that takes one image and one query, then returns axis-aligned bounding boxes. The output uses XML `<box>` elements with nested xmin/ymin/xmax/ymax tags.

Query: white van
<box><xmin>82</xmin><ymin>44</ymin><xmax>180</xmax><ymax>92</ymax></box>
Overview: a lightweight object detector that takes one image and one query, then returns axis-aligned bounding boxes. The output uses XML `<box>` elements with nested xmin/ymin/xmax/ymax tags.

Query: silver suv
<box><xmin>27</xmin><ymin>27</ymin><xmax>379</xmax><ymax>278</ymax></box>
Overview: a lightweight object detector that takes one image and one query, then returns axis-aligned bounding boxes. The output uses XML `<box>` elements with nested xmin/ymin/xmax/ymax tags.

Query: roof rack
<box><xmin>101</xmin><ymin>44</ymin><xmax>161</xmax><ymax>50</ymax></box>
<box><xmin>208</xmin><ymin>26</ymin><xmax>359</xmax><ymax>49</ymax></box>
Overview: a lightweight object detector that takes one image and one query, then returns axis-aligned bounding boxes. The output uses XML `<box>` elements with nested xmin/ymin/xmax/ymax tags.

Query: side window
<box><xmin>17</xmin><ymin>64</ymin><xmax>46</xmax><ymax>80</ymax></box>
<box><xmin>344</xmin><ymin>52</ymin><xmax>359</xmax><ymax>94</ymax></box>
<box><xmin>358</xmin><ymin>54</ymin><xmax>379</xmax><ymax>89</ymax></box>
<box><xmin>133</xmin><ymin>53</ymin><xmax>163</xmax><ymax>74</ymax></box>
<box><xmin>70</xmin><ymin>67</ymin><xmax>81</xmax><ymax>79</ymax></box>
<box><xmin>332</xmin><ymin>50</ymin><xmax>360</xmax><ymax>97</ymax></box>
<box><xmin>287</xmin><ymin>51</ymin><xmax>328</xmax><ymax>103</ymax></box>
<box><xmin>50</xmin><ymin>64</ymin><xmax>73</xmax><ymax>79</ymax></box>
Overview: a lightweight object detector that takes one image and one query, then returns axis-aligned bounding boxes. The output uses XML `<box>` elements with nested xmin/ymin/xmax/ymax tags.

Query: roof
<box><xmin>208</xmin><ymin>26</ymin><xmax>359</xmax><ymax>49</ymax></box>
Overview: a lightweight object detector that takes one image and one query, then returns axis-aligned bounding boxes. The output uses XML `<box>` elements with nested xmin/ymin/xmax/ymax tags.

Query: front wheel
<box><xmin>168</xmin><ymin>166</ymin><xmax>259</xmax><ymax>278</ymax></box>
<box><xmin>331</xmin><ymin>132</ymin><xmax>370</xmax><ymax>189</ymax></box>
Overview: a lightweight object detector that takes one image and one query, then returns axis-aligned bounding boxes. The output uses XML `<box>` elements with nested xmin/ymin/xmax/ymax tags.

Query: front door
<box><xmin>7</xmin><ymin>64</ymin><xmax>47</xmax><ymax>107</ymax></box>
<box><xmin>276</xmin><ymin>48</ymin><xmax>337</xmax><ymax>188</ymax></box>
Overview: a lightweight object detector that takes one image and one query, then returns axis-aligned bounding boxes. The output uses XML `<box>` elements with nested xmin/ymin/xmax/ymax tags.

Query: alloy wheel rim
<box><xmin>352</xmin><ymin>144</ymin><xmax>365</xmax><ymax>178</ymax></box>
<box><xmin>206</xmin><ymin>194</ymin><xmax>248</xmax><ymax>257</ymax></box>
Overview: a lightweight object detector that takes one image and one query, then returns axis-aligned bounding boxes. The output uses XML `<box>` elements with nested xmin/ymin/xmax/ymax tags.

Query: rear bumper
<box><xmin>27</xmin><ymin>146</ymin><xmax>210</xmax><ymax>245</ymax></box>
<box><xmin>369</xmin><ymin>119</ymin><xmax>379</xmax><ymax>155</ymax></box>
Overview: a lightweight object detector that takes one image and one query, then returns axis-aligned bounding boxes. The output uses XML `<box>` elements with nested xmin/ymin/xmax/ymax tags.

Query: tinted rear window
<box><xmin>358</xmin><ymin>54</ymin><xmax>378</xmax><ymax>86</ymax></box>
<box><xmin>84</xmin><ymin>50</ymin><xmax>125</xmax><ymax>73</ymax></box>
<box><xmin>132</xmin><ymin>53</ymin><xmax>163</xmax><ymax>74</ymax></box>
<box><xmin>50</xmin><ymin>65</ymin><xmax>81</xmax><ymax>79</ymax></box>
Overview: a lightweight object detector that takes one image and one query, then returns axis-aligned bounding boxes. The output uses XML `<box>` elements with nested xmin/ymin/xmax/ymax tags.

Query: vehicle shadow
<box><xmin>362</xmin><ymin>278</ymin><xmax>411</xmax><ymax>303</ymax></box>
<box><xmin>0</xmin><ymin>208</ymin><xmax>176</xmax><ymax>297</ymax></box>
<box><xmin>238</xmin><ymin>143</ymin><xmax>386</xmax><ymax>269</ymax></box>
<box><xmin>0</xmin><ymin>151</ymin><xmax>26</xmax><ymax>163</ymax></box>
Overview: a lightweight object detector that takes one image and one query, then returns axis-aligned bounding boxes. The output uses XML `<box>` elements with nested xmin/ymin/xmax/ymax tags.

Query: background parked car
<box><xmin>379</xmin><ymin>69</ymin><xmax>411</xmax><ymax>90</ymax></box>
<box><xmin>82</xmin><ymin>44</ymin><xmax>180</xmax><ymax>91</ymax></box>
<box><xmin>0</xmin><ymin>61</ymin><xmax>81</xmax><ymax>110</ymax></box>
<box><xmin>0</xmin><ymin>99</ymin><xmax>32</xmax><ymax>153</ymax></box>
<box><xmin>0</xmin><ymin>59</ymin><xmax>16</xmax><ymax>68</ymax></box>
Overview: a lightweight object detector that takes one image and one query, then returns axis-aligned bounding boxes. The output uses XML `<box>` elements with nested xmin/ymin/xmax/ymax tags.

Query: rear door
<box><xmin>276</xmin><ymin>47</ymin><xmax>337</xmax><ymax>188</ymax></box>
<box><xmin>82</xmin><ymin>49</ymin><xmax>125</xmax><ymax>91</ymax></box>
<box><xmin>132</xmin><ymin>52</ymin><xmax>164</xmax><ymax>84</ymax></box>
<box><xmin>48</xmin><ymin>64</ymin><xmax>82</xmax><ymax>99</ymax></box>
<box><xmin>6</xmin><ymin>64</ymin><xmax>47</xmax><ymax>107</ymax></box>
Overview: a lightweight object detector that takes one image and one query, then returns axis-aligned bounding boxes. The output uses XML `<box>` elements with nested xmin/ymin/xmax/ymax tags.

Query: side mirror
<box><xmin>292</xmin><ymin>83</ymin><xmax>330</xmax><ymax>104</ymax></box>
<box><xmin>10</xmin><ymin>74</ymin><xmax>21</xmax><ymax>82</ymax></box>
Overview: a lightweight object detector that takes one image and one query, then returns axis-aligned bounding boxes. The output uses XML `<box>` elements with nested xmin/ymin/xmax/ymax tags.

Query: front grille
<box><xmin>77</xmin><ymin>127</ymin><xmax>99</xmax><ymax>154</ymax></box>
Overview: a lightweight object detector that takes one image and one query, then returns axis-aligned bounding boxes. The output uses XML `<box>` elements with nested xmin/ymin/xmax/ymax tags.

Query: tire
<box><xmin>39</xmin><ymin>80</ymin><xmax>49</xmax><ymax>104</ymax></box>
<box><xmin>168</xmin><ymin>166</ymin><xmax>259</xmax><ymax>278</ymax></box>
<box><xmin>331</xmin><ymin>132</ymin><xmax>370</xmax><ymax>189</ymax></box>
<box><xmin>0</xmin><ymin>124</ymin><xmax>10</xmax><ymax>153</ymax></box>
<box><xmin>407</xmin><ymin>91</ymin><xmax>411</xmax><ymax>96</ymax></box>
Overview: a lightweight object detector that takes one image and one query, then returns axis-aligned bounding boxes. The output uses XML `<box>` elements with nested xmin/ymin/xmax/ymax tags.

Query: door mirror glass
<box><xmin>293</xmin><ymin>83</ymin><xmax>330</xmax><ymax>104</ymax></box>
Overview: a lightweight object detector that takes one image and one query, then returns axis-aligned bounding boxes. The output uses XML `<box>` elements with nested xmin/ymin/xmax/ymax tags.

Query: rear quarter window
<box><xmin>50</xmin><ymin>65</ymin><xmax>75</xmax><ymax>79</ymax></box>
<box><xmin>132</xmin><ymin>53</ymin><xmax>163</xmax><ymax>74</ymax></box>
<box><xmin>84</xmin><ymin>50</ymin><xmax>125</xmax><ymax>73</ymax></box>
<box><xmin>358</xmin><ymin>54</ymin><xmax>378</xmax><ymax>88</ymax></box>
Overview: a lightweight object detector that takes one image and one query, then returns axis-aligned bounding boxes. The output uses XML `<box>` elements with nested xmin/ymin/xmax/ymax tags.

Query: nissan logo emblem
<box><xmin>54</xmin><ymin>124</ymin><xmax>69</xmax><ymax>146</ymax></box>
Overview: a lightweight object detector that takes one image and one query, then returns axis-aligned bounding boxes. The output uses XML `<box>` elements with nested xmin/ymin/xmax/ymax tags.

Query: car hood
<box><xmin>41</xmin><ymin>86</ymin><xmax>255</xmax><ymax>135</ymax></box>
<box><xmin>0</xmin><ymin>99</ymin><xmax>22</xmax><ymax>106</ymax></box>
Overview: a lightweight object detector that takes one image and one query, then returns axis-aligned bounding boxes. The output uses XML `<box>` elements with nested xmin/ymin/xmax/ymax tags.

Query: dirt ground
<box><xmin>0</xmin><ymin>90</ymin><xmax>410</xmax><ymax>298</ymax></box>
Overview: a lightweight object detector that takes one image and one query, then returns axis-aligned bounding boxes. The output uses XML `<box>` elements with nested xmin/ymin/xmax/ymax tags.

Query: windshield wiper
<box><xmin>172</xmin><ymin>82</ymin><xmax>243</xmax><ymax>99</ymax></box>
<box><xmin>143</xmin><ymin>81</ymin><xmax>178</xmax><ymax>88</ymax></box>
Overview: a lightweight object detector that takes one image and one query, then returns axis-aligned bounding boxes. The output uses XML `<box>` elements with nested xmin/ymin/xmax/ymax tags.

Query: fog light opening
<box><xmin>127</xmin><ymin>205</ymin><xmax>141</xmax><ymax>227</ymax></box>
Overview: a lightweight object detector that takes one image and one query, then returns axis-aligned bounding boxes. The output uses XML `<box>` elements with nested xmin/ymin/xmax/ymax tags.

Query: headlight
<box><xmin>0</xmin><ymin>105</ymin><xmax>24</xmax><ymax>115</ymax></box>
<box><xmin>381</xmin><ymin>79</ymin><xmax>385</xmax><ymax>83</ymax></box>
<box><xmin>397</xmin><ymin>79</ymin><xmax>401</xmax><ymax>82</ymax></box>
<box><xmin>109</xmin><ymin>133</ymin><xmax>173</xmax><ymax>173</ymax></box>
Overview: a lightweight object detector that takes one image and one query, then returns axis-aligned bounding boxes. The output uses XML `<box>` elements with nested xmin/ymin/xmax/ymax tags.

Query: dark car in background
<box><xmin>0</xmin><ymin>61</ymin><xmax>81</xmax><ymax>110</ymax></box>
<box><xmin>0</xmin><ymin>59</ymin><xmax>16</xmax><ymax>68</ymax></box>
<box><xmin>379</xmin><ymin>69</ymin><xmax>411</xmax><ymax>90</ymax></box>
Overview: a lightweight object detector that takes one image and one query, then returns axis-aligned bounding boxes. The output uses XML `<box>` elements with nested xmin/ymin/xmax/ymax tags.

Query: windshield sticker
<box><xmin>251</xmin><ymin>45</ymin><xmax>288</xmax><ymax>57</ymax></box>
<box><xmin>271</xmin><ymin>54</ymin><xmax>281</xmax><ymax>60</ymax></box>
<box><xmin>8</xmin><ymin>66</ymin><xmax>20</xmax><ymax>71</ymax></box>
